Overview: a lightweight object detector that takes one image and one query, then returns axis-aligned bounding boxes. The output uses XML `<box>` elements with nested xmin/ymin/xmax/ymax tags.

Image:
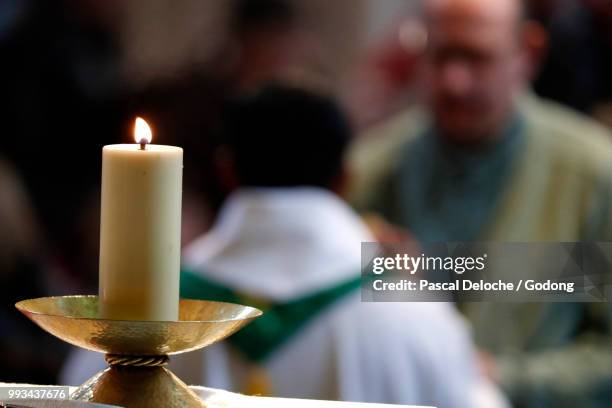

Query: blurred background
<box><xmin>2</xmin><ymin>0</ymin><xmax>612</xmax><ymax>407</ymax></box>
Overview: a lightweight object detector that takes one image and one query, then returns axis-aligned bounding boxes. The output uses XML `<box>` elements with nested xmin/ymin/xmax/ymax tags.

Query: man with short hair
<box><xmin>349</xmin><ymin>0</ymin><xmax>612</xmax><ymax>405</ymax></box>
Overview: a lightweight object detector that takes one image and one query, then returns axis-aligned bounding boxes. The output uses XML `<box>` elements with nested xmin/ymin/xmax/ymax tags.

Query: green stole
<box><xmin>180</xmin><ymin>269</ymin><xmax>361</xmax><ymax>363</ymax></box>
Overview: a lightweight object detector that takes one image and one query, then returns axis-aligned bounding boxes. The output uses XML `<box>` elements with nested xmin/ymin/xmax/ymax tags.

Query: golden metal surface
<box><xmin>15</xmin><ymin>296</ymin><xmax>262</xmax><ymax>355</ymax></box>
<box><xmin>71</xmin><ymin>366</ymin><xmax>206</xmax><ymax>408</ymax></box>
<box><xmin>15</xmin><ymin>296</ymin><xmax>263</xmax><ymax>407</ymax></box>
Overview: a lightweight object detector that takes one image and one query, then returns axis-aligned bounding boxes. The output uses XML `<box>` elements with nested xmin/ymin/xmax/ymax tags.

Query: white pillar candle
<box><xmin>99</xmin><ymin>117</ymin><xmax>183</xmax><ymax>321</ymax></box>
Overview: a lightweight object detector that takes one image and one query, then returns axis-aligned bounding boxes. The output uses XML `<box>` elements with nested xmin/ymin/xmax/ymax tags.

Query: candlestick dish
<box><xmin>16</xmin><ymin>296</ymin><xmax>262</xmax><ymax>408</ymax></box>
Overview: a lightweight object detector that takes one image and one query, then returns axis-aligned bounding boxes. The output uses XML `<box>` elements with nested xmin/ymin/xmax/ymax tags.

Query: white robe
<box><xmin>62</xmin><ymin>188</ymin><xmax>506</xmax><ymax>408</ymax></box>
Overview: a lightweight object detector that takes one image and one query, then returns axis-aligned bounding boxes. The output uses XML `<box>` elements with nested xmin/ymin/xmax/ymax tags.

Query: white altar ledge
<box><xmin>0</xmin><ymin>383</ymin><xmax>433</xmax><ymax>408</ymax></box>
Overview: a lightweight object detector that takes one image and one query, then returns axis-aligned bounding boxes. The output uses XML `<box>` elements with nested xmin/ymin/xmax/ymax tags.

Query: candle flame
<box><xmin>134</xmin><ymin>117</ymin><xmax>152</xmax><ymax>144</ymax></box>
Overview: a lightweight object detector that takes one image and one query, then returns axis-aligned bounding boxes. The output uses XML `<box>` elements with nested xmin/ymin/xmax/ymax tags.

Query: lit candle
<box><xmin>99</xmin><ymin>117</ymin><xmax>183</xmax><ymax>321</ymax></box>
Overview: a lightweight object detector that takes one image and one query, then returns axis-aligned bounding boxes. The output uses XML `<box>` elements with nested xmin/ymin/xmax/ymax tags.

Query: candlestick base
<box><xmin>16</xmin><ymin>296</ymin><xmax>262</xmax><ymax>408</ymax></box>
<box><xmin>72</xmin><ymin>364</ymin><xmax>202</xmax><ymax>408</ymax></box>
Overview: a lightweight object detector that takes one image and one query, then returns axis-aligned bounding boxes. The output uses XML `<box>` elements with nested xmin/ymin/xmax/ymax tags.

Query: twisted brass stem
<box><xmin>105</xmin><ymin>354</ymin><xmax>169</xmax><ymax>367</ymax></box>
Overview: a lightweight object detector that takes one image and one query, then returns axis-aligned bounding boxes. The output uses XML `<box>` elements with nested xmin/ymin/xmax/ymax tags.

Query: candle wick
<box><xmin>139</xmin><ymin>138</ymin><xmax>148</xmax><ymax>150</ymax></box>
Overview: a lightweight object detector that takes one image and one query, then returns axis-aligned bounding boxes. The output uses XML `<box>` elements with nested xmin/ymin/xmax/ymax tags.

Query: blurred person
<box><xmin>224</xmin><ymin>0</ymin><xmax>367</xmax><ymax>94</ymax></box>
<box><xmin>63</xmin><ymin>85</ymin><xmax>507</xmax><ymax>408</ymax></box>
<box><xmin>228</xmin><ymin>0</ymin><xmax>299</xmax><ymax>93</ymax></box>
<box><xmin>349</xmin><ymin>0</ymin><xmax>612</xmax><ymax>406</ymax></box>
<box><xmin>0</xmin><ymin>158</ymin><xmax>69</xmax><ymax>383</ymax></box>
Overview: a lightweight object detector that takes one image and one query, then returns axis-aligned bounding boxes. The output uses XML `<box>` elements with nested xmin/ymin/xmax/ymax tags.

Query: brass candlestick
<box><xmin>15</xmin><ymin>296</ymin><xmax>262</xmax><ymax>408</ymax></box>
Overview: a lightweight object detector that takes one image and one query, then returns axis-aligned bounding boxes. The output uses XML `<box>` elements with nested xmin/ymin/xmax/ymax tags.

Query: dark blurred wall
<box><xmin>532</xmin><ymin>0</ymin><xmax>612</xmax><ymax>118</ymax></box>
<box><xmin>0</xmin><ymin>1</ymin><xmax>128</xmax><ymax>288</ymax></box>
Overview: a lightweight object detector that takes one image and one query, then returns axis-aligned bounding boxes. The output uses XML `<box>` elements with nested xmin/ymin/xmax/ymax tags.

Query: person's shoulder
<box><xmin>522</xmin><ymin>94</ymin><xmax>612</xmax><ymax>176</ymax></box>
